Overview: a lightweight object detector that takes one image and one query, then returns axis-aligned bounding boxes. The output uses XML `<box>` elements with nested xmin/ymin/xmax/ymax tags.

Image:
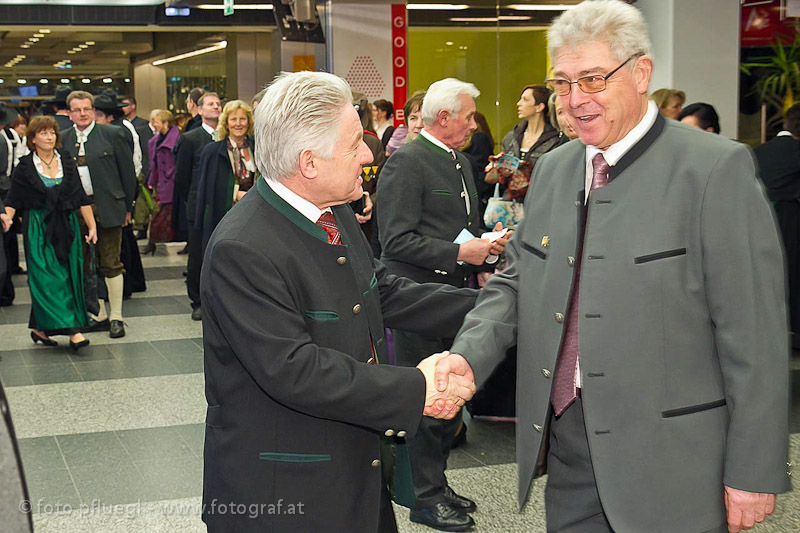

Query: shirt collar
<box><xmin>777</xmin><ymin>130</ymin><xmax>793</xmax><ymax>137</ymax></box>
<box><xmin>77</xmin><ymin>121</ymin><xmax>96</xmax><ymax>137</ymax></box>
<box><xmin>420</xmin><ymin>128</ymin><xmax>455</xmax><ymax>157</ymax></box>
<box><xmin>264</xmin><ymin>177</ymin><xmax>330</xmax><ymax>224</ymax></box>
<box><xmin>585</xmin><ymin>100</ymin><xmax>658</xmax><ymax>167</ymax></box>
<box><xmin>202</xmin><ymin>122</ymin><xmax>216</xmax><ymax>137</ymax></box>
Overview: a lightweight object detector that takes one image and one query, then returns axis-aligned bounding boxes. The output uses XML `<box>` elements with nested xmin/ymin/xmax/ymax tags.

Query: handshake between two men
<box><xmin>417</xmin><ymin>351</ymin><xmax>475</xmax><ymax>419</ymax></box>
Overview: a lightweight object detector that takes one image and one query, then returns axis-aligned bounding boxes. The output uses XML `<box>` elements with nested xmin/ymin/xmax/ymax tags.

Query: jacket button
<box><xmin>441</xmin><ymin>271</ymin><xmax>448</xmax><ymax>276</ymax></box>
<box><xmin>371</xmin><ymin>459</ymin><xmax>381</xmax><ymax>468</ymax></box>
<box><xmin>385</xmin><ymin>429</ymin><xmax>395</xmax><ymax>437</ymax></box>
<box><xmin>533</xmin><ymin>424</ymin><xmax>542</xmax><ymax>432</ymax></box>
<box><xmin>0</xmin><ymin>400</ymin><xmax>6</xmax><ymax>416</ymax></box>
<box><xmin>397</xmin><ymin>430</ymin><xmax>407</xmax><ymax>438</ymax></box>
<box><xmin>353</xmin><ymin>304</ymin><xmax>361</xmax><ymax>314</ymax></box>
<box><xmin>567</xmin><ymin>256</ymin><xmax>575</xmax><ymax>267</ymax></box>
<box><xmin>434</xmin><ymin>269</ymin><xmax>441</xmax><ymax>274</ymax></box>
<box><xmin>554</xmin><ymin>313</ymin><xmax>564</xmax><ymax>323</ymax></box>
<box><xmin>541</xmin><ymin>369</ymin><xmax>551</xmax><ymax>378</ymax></box>
<box><xmin>337</xmin><ymin>256</ymin><xmax>347</xmax><ymax>265</ymax></box>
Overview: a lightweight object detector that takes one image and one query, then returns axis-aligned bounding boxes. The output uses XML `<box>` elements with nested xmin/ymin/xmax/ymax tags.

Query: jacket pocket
<box><xmin>520</xmin><ymin>240</ymin><xmax>547</xmax><ymax>260</ymax></box>
<box><xmin>431</xmin><ymin>189</ymin><xmax>453</xmax><ymax>196</ymax></box>
<box><xmin>661</xmin><ymin>398</ymin><xmax>726</xmax><ymax>418</ymax></box>
<box><xmin>259</xmin><ymin>452</ymin><xmax>332</xmax><ymax>463</ymax></box>
<box><xmin>304</xmin><ymin>310</ymin><xmax>339</xmax><ymax>322</ymax></box>
<box><xmin>634</xmin><ymin>247</ymin><xmax>687</xmax><ymax>264</ymax></box>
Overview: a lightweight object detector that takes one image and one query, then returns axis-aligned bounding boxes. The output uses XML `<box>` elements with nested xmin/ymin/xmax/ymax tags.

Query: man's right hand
<box><xmin>418</xmin><ymin>352</ymin><xmax>476</xmax><ymax>419</ymax></box>
<box><xmin>458</xmin><ymin>238</ymin><xmax>492</xmax><ymax>265</ymax></box>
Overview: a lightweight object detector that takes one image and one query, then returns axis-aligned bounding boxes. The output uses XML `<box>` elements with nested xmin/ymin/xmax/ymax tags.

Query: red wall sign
<box><xmin>741</xmin><ymin>1</ymin><xmax>797</xmax><ymax>47</ymax></box>
<box><xmin>391</xmin><ymin>4</ymin><xmax>408</xmax><ymax>127</ymax></box>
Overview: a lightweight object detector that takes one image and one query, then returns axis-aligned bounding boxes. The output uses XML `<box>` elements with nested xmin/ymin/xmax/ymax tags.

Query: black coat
<box><xmin>61</xmin><ymin>123</ymin><xmax>137</xmax><ymax>228</ymax></box>
<box><xmin>136</xmin><ymin>124</ymin><xmax>154</xmax><ymax>181</ymax></box>
<box><xmin>174</xmin><ymin>126</ymin><xmax>213</xmax><ymax>225</ymax></box>
<box><xmin>200</xmin><ymin>178</ymin><xmax>477</xmax><ymax>532</ymax></box>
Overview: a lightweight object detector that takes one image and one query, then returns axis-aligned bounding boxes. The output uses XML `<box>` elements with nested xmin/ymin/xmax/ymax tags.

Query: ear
<box><xmin>297</xmin><ymin>149</ymin><xmax>318</xmax><ymax>180</ymax></box>
<box><xmin>634</xmin><ymin>55</ymin><xmax>654</xmax><ymax>95</ymax></box>
<box><xmin>534</xmin><ymin>102</ymin><xmax>546</xmax><ymax>114</ymax></box>
<box><xmin>436</xmin><ymin>109</ymin><xmax>450</xmax><ymax>127</ymax></box>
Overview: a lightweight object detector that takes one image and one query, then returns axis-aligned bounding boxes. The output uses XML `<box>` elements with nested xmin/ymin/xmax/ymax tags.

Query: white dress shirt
<box><xmin>419</xmin><ymin>128</ymin><xmax>471</xmax><ymax>216</ymax></box>
<box><xmin>264</xmin><ymin>177</ymin><xmax>331</xmax><ymax>224</ymax></box>
<box><xmin>76</xmin><ymin>121</ymin><xmax>96</xmax><ymax>196</ymax></box>
<box><xmin>33</xmin><ymin>151</ymin><xmax>64</xmax><ymax>180</ymax></box>
<box><xmin>202</xmin><ymin>122</ymin><xmax>216</xmax><ymax>139</ymax></box>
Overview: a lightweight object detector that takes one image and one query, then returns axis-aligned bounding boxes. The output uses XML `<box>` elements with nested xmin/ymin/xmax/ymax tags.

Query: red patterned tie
<box><xmin>551</xmin><ymin>153</ymin><xmax>610</xmax><ymax>416</ymax></box>
<box><xmin>316</xmin><ymin>211</ymin><xmax>342</xmax><ymax>245</ymax></box>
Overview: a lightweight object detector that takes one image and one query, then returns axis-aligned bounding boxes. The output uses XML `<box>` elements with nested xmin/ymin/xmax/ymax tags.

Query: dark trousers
<box><xmin>0</xmin><ymin>230</ymin><xmax>15</xmax><ymax>306</ymax></box>
<box><xmin>392</xmin><ymin>330</ymin><xmax>461</xmax><ymax>508</ymax></box>
<box><xmin>545</xmin><ymin>395</ymin><xmax>613</xmax><ymax>532</ymax></box>
<box><xmin>378</xmin><ymin>476</ymin><xmax>399</xmax><ymax>533</ymax></box>
<box><xmin>186</xmin><ymin>226</ymin><xmax>202</xmax><ymax>309</ymax></box>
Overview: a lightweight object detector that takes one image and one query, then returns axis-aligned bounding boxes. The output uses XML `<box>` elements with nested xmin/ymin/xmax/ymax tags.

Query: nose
<box><xmin>566</xmin><ymin>86</ymin><xmax>589</xmax><ymax>110</ymax></box>
<box><xmin>359</xmin><ymin>140</ymin><xmax>373</xmax><ymax>165</ymax></box>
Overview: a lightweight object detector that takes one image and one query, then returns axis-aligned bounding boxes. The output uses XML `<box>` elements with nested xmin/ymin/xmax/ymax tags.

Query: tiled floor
<box><xmin>0</xmin><ymin>240</ymin><xmax>797</xmax><ymax>532</ymax></box>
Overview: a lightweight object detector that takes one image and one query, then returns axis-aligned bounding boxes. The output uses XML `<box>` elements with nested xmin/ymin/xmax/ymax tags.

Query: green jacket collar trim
<box><xmin>416</xmin><ymin>134</ymin><xmax>453</xmax><ymax>160</ymax></box>
<box><xmin>256</xmin><ymin>178</ymin><xmax>328</xmax><ymax>243</ymax></box>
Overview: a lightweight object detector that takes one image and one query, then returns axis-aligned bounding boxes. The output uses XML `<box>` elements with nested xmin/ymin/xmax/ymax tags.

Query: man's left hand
<box><xmin>355</xmin><ymin>193</ymin><xmax>373</xmax><ymax>224</ymax></box>
<box><xmin>124</xmin><ymin>212</ymin><xmax>132</xmax><ymax>227</ymax></box>
<box><xmin>724</xmin><ymin>485</ymin><xmax>776</xmax><ymax>533</ymax></box>
<box><xmin>489</xmin><ymin>222</ymin><xmax>512</xmax><ymax>256</ymax></box>
<box><xmin>0</xmin><ymin>213</ymin><xmax>11</xmax><ymax>233</ymax></box>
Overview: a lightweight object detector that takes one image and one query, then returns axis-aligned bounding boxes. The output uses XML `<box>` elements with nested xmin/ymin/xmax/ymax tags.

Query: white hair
<box><xmin>421</xmin><ymin>78</ymin><xmax>480</xmax><ymax>126</ymax></box>
<box><xmin>254</xmin><ymin>71</ymin><xmax>352</xmax><ymax>181</ymax></box>
<box><xmin>548</xmin><ymin>0</ymin><xmax>652</xmax><ymax>63</ymax></box>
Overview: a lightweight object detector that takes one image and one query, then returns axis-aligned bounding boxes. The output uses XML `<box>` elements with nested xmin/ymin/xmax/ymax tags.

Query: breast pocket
<box><xmin>633</xmin><ymin>247</ymin><xmax>686</xmax><ymax>264</ymax></box>
<box><xmin>520</xmin><ymin>239</ymin><xmax>547</xmax><ymax>260</ymax></box>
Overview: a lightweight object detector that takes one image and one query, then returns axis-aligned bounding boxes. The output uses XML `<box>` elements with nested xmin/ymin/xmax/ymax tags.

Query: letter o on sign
<box><xmin>395</xmin><ymin>76</ymin><xmax>406</xmax><ymax>88</ymax></box>
<box><xmin>393</xmin><ymin>16</ymin><xmax>405</xmax><ymax>28</ymax></box>
<box><xmin>394</xmin><ymin>56</ymin><xmax>405</xmax><ymax>68</ymax></box>
<box><xmin>394</xmin><ymin>36</ymin><xmax>405</xmax><ymax>48</ymax></box>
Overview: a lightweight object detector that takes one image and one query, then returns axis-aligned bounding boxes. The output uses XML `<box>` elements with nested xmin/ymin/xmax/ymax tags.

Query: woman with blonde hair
<box><xmin>195</xmin><ymin>100</ymin><xmax>257</xmax><ymax>251</ymax></box>
<box><xmin>142</xmin><ymin>109</ymin><xmax>179</xmax><ymax>254</ymax></box>
<box><xmin>650</xmin><ymin>88</ymin><xmax>685</xmax><ymax>120</ymax></box>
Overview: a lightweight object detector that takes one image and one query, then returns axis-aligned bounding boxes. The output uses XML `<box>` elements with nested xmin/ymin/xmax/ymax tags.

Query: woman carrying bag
<box><xmin>3</xmin><ymin>116</ymin><xmax>96</xmax><ymax>351</ymax></box>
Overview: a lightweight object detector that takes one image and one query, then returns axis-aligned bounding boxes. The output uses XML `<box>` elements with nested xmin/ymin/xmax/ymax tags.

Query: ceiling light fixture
<box><xmin>0</xmin><ymin>80</ymin><xmax>4</xmax><ymax>84</ymax></box>
<box><xmin>407</xmin><ymin>3</ymin><xmax>469</xmax><ymax>9</ymax></box>
<box><xmin>39</xmin><ymin>78</ymin><xmax>48</xmax><ymax>84</ymax></box>
<box><xmin>196</xmin><ymin>3</ymin><xmax>273</xmax><ymax>9</ymax></box>
<box><xmin>152</xmin><ymin>40</ymin><xmax>227</xmax><ymax>66</ymax></box>
<box><xmin>67</xmin><ymin>51</ymin><xmax>76</xmax><ymax>54</ymax></box>
<box><xmin>79</xmin><ymin>44</ymin><xmax>89</xmax><ymax>49</ymax></box>
<box><xmin>103</xmin><ymin>78</ymin><xmax>113</xmax><ymax>83</ymax></box>
<box><xmin>124</xmin><ymin>78</ymin><xmax>131</xmax><ymax>82</ymax></box>
<box><xmin>17</xmin><ymin>79</ymin><xmax>27</xmax><ymax>84</ymax></box>
<box><xmin>81</xmin><ymin>78</ymin><xmax>91</xmax><ymax>84</ymax></box>
<box><xmin>61</xmin><ymin>78</ymin><xmax>70</xmax><ymax>83</ymax></box>
<box><xmin>34</xmin><ymin>33</ymin><xmax>45</xmax><ymax>38</ymax></box>
<box><xmin>506</xmin><ymin>4</ymin><xmax>576</xmax><ymax>10</ymax></box>
<box><xmin>20</xmin><ymin>45</ymin><xmax>29</xmax><ymax>49</ymax></box>
<box><xmin>29</xmin><ymin>38</ymin><xmax>39</xmax><ymax>42</ymax></box>
<box><xmin>86</xmin><ymin>41</ymin><xmax>96</xmax><ymax>45</ymax></box>
<box><xmin>39</xmin><ymin>29</ymin><xmax>51</xmax><ymax>34</ymax></box>
<box><xmin>450</xmin><ymin>15</ymin><xmax>532</xmax><ymax>22</ymax></box>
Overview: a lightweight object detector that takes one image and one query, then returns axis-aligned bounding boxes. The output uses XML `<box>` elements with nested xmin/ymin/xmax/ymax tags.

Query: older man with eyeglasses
<box><xmin>432</xmin><ymin>1</ymin><xmax>791</xmax><ymax>532</ymax></box>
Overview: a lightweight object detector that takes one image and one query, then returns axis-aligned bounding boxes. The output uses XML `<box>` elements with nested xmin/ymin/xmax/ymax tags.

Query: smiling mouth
<box><xmin>575</xmin><ymin>114</ymin><xmax>599</xmax><ymax>124</ymax></box>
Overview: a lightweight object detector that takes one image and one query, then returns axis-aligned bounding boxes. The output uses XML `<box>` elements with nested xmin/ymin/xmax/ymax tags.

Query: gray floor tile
<box><xmin>67</xmin><ymin>345</ymin><xmax>116</xmax><ymax>364</ymax></box>
<box><xmin>174</xmin><ymin>424</ymin><xmax>206</xmax><ymax>456</ymax></box>
<box><xmin>150</xmin><ymin>339</ymin><xmax>203</xmax><ymax>358</ymax></box>
<box><xmin>116</xmin><ymin>426</ymin><xmax>194</xmax><ymax>461</ymax></box>
<box><xmin>167</xmin><ymin>354</ymin><xmax>204</xmax><ymax>374</ymax></box>
<box><xmin>119</xmin><ymin>353</ymin><xmax>180</xmax><ymax>378</ymax></box>
<box><xmin>69</xmin><ymin>462</ymin><xmax>147</xmax><ymax>506</ymax></box>
<box><xmin>17</xmin><ymin>437</ymin><xmax>67</xmax><ymax>472</ymax></box>
<box><xmin>73</xmin><ymin>360</ymin><xmax>134</xmax><ymax>382</ymax></box>
<box><xmin>56</xmin><ymin>432</ymin><xmax>131</xmax><ymax>468</ymax></box>
<box><xmin>446</xmin><ymin>448</ymin><xmax>485</xmax><ymax>470</ymax></box>
<box><xmin>20</xmin><ymin>347</ymin><xmax>73</xmax><ymax>366</ymax></box>
<box><xmin>109</xmin><ymin>341</ymin><xmax>159</xmax><ymax>359</ymax></box>
<box><xmin>0</xmin><ymin>349</ymin><xmax>27</xmax><ymax>367</ymax></box>
<box><xmin>134</xmin><ymin>456</ymin><xmax>202</xmax><ymax>502</ymax></box>
<box><xmin>25</xmin><ymin>468</ymin><xmax>81</xmax><ymax>509</ymax></box>
<box><xmin>27</xmin><ymin>363</ymin><xmax>82</xmax><ymax>385</ymax></box>
<box><xmin>0</xmin><ymin>365</ymin><xmax>34</xmax><ymax>387</ymax></box>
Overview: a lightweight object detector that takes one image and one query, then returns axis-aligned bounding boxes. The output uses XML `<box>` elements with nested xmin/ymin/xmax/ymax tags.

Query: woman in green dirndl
<box><xmin>3</xmin><ymin>116</ymin><xmax>97</xmax><ymax>351</ymax></box>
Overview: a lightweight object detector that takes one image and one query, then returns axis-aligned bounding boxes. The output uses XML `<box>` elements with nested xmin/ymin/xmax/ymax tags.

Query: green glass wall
<box><xmin>408</xmin><ymin>28</ymin><xmax>549</xmax><ymax>151</ymax></box>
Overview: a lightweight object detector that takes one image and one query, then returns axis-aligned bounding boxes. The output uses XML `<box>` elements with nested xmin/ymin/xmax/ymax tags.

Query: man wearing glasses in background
<box><xmin>433</xmin><ymin>1</ymin><xmax>791</xmax><ymax>531</ymax></box>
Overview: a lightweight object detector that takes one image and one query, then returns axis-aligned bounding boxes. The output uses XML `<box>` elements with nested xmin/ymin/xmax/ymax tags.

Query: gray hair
<box><xmin>421</xmin><ymin>78</ymin><xmax>480</xmax><ymax>125</ymax></box>
<box><xmin>547</xmin><ymin>92</ymin><xmax>560</xmax><ymax>131</ymax></box>
<box><xmin>548</xmin><ymin>0</ymin><xmax>652</xmax><ymax>63</ymax></box>
<box><xmin>254</xmin><ymin>71</ymin><xmax>352</xmax><ymax>181</ymax></box>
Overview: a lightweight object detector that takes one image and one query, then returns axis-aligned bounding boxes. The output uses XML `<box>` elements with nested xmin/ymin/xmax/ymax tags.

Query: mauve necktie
<box><xmin>316</xmin><ymin>211</ymin><xmax>342</xmax><ymax>245</ymax></box>
<box><xmin>551</xmin><ymin>153</ymin><xmax>610</xmax><ymax>416</ymax></box>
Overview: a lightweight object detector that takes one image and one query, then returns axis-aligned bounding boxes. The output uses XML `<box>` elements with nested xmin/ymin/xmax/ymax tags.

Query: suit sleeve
<box><xmin>699</xmin><ymin>144</ymin><xmax>791</xmax><ymax>494</ymax></box>
<box><xmin>194</xmin><ymin>143</ymin><xmax>214</xmax><ymax>231</ymax></box>
<box><xmin>174</xmin><ymin>136</ymin><xmax>192</xmax><ymax>196</ymax></box>
<box><xmin>377</xmin><ymin>151</ymin><xmax>460</xmax><ymax>270</ymax></box>
<box><xmin>204</xmin><ymin>238</ymin><xmax>426</xmax><ymax>435</ymax></box>
<box><xmin>111</xmin><ymin>128</ymin><xmax>136</xmax><ymax>213</ymax></box>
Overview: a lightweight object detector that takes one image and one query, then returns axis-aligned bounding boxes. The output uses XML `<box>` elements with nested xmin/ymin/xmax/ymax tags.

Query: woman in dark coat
<box><xmin>195</xmin><ymin>100</ymin><xmax>257</xmax><ymax>252</ymax></box>
<box><xmin>142</xmin><ymin>110</ymin><xmax>179</xmax><ymax>254</ymax></box>
<box><xmin>3</xmin><ymin>116</ymin><xmax>96</xmax><ymax>350</ymax></box>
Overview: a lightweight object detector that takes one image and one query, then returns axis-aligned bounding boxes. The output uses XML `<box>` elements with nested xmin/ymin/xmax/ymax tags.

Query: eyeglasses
<box><xmin>545</xmin><ymin>54</ymin><xmax>642</xmax><ymax>96</ymax></box>
<box><xmin>69</xmin><ymin>107</ymin><xmax>94</xmax><ymax>114</ymax></box>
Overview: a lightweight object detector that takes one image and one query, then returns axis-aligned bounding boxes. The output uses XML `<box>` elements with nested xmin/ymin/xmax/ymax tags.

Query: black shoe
<box><xmin>12</xmin><ymin>266</ymin><xmax>26</xmax><ymax>275</ymax></box>
<box><xmin>182</xmin><ymin>270</ymin><xmax>188</xmax><ymax>277</ymax></box>
<box><xmin>177</xmin><ymin>244</ymin><xmax>189</xmax><ymax>255</ymax></box>
<box><xmin>69</xmin><ymin>339</ymin><xmax>90</xmax><ymax>352</ymax></box>
<box><xmin>109</xmin><ymin>320</ymin><xmax>126</xmax><ymax>338</ymax></box>
<box><xmin>409</xmin><ymin>502</ymin><xmax>474</xmax><ymax>532</ymax></box>
<box><xmin>31</xmin><ymin>331</ymin><xmax>58</xmax><ymax>347</ymax></box>
<box><xmin>451</xmin><ymin>423</ymin><xmax>467</xmax><ymax>450</ymax></box>
<box><xmin>139</xmin><ymin>242</ymin><xmax>156</xmax><ymax>256</ymax></box>
<box><xmin>191</xmin><ymin>307</ymin><xmax>202</xmax><ymax>321</ymax></box>
<box><xmin>443</xmin><ymin>486</ymin><xmax>477</xmax><ymax>514</ymax></box>
<box><xmin>83</xmin><ymin>319</ymin><xmax>110</xmax><ymax>333</ymax></box>
<box><xmin>134</xmin><ymin>230</ymin><xmax>147</xmax><ymax>240</ymax></box>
